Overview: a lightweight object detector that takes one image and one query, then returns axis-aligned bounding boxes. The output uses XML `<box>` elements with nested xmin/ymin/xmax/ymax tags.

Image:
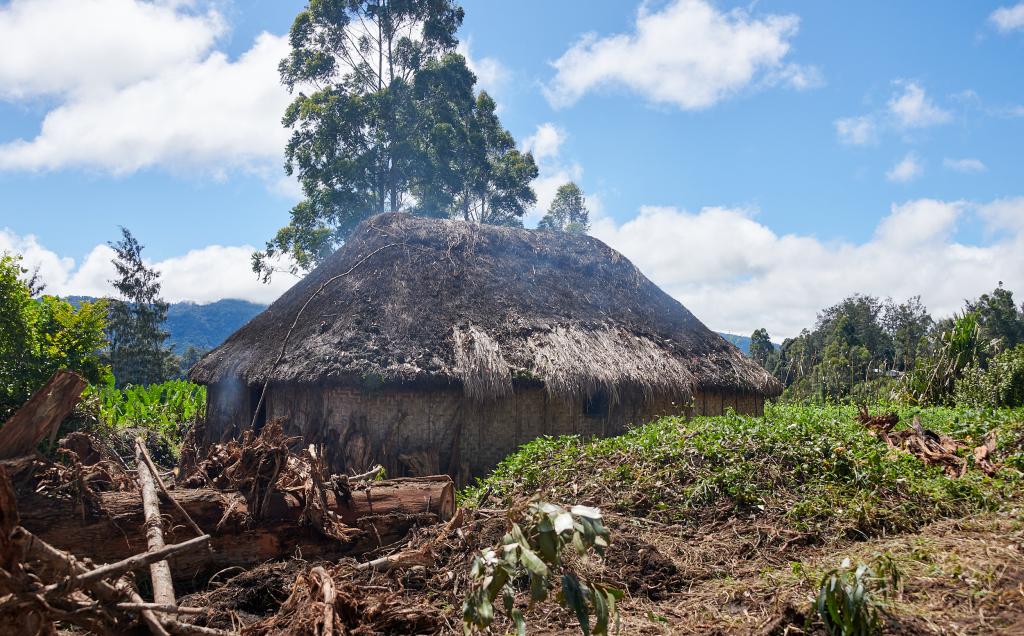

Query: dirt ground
<box><xmin>171</xmin><ymin>503</ymin><xmax>1023</xmax><ymax>635</ymax></box>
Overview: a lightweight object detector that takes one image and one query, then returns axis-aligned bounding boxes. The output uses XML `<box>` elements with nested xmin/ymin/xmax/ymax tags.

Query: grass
<box><xmin>462</xmin><ymin>403</ymin><xmax>1024</xmax><ymax>542</ymax></box>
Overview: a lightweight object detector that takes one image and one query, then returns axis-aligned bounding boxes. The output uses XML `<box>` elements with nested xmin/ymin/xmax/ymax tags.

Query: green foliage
<box><xmin>775</xmin><ymin>294</ymin><xmax>933</xmax><ymax>402</ymax></box>
<box><xmin>105</xmin><ymin>228</ymin><xmax>176</xmax><ymax>387</ymax></box>
<box><xmin>538</xmin><ymin>182</ymin><xmax>590</xmax><ymax>233</ymax></box>
<box><xmin>462</xmin><ymin>403</ymin><xmax>1022</xmax><ymax>539</ymax></box>
<box><xmin>816</xmin><ymin>555</ymin><xmax>901</xmax><ymax>636</ymax></box>
<box><xmin>84</xmin><ymin>379</ymin><xmax>206</xmax><ymax>447</ymax></box>
<box><xmin>749</xmin><ymin>327</ymin><xmax>775</xmax><ymax>369</ymax></box>
<box><xmin>462</xmin><ymin>501</ymin><xmax>621</xmax><ymax>635</ymax></box>
<box><xmin>954</xmin><ymin>344</ymin><xmax>1024</xmax><ymax>408</ymax></box>
<box><xmin>0</xmin><ymin>253</ymin><xmax>109</xmax><ymax>419</ymax></box>
<box><xmin>899</xmin><ymin>311</ymin><xmax>982</xmax><ymax>405</ymax></box>
<box><xmin>255</xmin><ymin>1</ymin><xmax>539</xmax><ymax>277</ymax></box>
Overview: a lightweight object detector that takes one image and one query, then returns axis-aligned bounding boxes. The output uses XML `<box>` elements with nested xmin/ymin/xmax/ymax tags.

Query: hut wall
<box><xmin>227</xmin><ymin>383</ymin><xmax>765</xmax><ymax>478</ymax></box>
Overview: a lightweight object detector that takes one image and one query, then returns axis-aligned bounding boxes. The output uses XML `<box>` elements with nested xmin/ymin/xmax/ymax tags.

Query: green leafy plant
<box><xmin>84</xmin><ymin>379</ymin><xmax>206</xmax><ymax>447</ymax></box>
<box><xmin>816</xmin><ymin>554</ymin><xmax>901</xmax><ymax>636</ymax></box>
<box><xmin>462</xmin><ymin>501</ymin><xmax>622</xmax><ymax>635</ymax></box>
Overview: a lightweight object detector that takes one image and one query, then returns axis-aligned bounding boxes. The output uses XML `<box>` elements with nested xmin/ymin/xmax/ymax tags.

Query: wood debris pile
<box><xmin>857</xmin><ymin>406</ymin><xmax>999</xmax><ymax>477</ymax></box>
<box><xmin>0</xmin><ymin>372</ymin><xmax>459</xmax><ymax>635</ymax></box>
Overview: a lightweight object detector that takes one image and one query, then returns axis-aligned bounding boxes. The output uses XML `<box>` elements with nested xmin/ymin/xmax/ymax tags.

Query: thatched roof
<box><xmin>190</xmin><ymin>213</ymin><xmax>781</xmax><ymax>401</ymax></box>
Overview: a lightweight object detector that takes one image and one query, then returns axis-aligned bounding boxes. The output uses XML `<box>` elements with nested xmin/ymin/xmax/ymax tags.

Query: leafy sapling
<box><xmin>462</xmin><ymin>501</ymin><xmax>623</xmax><ymax>635</ymax></box>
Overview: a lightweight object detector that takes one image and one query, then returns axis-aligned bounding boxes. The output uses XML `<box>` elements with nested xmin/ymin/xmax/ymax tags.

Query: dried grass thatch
<box><xmin>190</xmin><ymin>213</ymin><xmax>780</xmax><ymax>401</ymax></box>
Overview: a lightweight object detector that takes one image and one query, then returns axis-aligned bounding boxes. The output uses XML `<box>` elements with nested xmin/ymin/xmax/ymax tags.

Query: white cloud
<box><xmin>0</xmin><ymin>229</ymin><xmax>295</xmax><ymax>304</ymax></box>
<box><xmin>519</xmin><ymin>123</ymin><xmax>584</xmax><ymax>224</ymax></box>
<box><xmin>886</xmin><ymin>152</ymin><xmax>924</xmax><ymax>183</ymax></box>
<box><xmin>522</xmin><ymin>123</ymin><xmax>567</xmax><ymax>163</ymax></box>
<box><xmin>544</xmin><ymin>0</ymin><xmax>815</xmax><ymax>110</ymax></box>
<box><xmin>456</xmin><ymin>41</ymin><xmax>509</xmax><ymax>97</ymax></box>
<box><xmin>887</xmin><ymin>81</ymin><xmax>952</xmax><ymax>129</ymax></box>
<box><xmin>837</xmin><ymin>81</ymin><xmax>953</xmax><ymax>145</ymax></box>
<box><xmin>990</xmin><ymin>4</ymin><xmax>1024</xmax><ymax>33</ymax></box>
<box><xmin>0</xmin><ymin>0</ymin><xmax>225</xmax><ymax>100</ymax></box>
<box><xmin>834</xmin><ymin>116</ymin><xmax>877</xmax><ymax>146</ymax></box>
<box><xmin>0</xmin><ymin>32</ymin><xmax>290</xmax><ymax>175</ymax></box>
<box><xmin>591</xmin><ymin>198</ymin><xmax>1024</xmax><ymax>339</ymax></box>
<box><xmin>977</xmin><ymin>197</ymin><xmax>1024</xmax><ymax>233</ymax></box>
<box><xmin>943</xmin><ymin>157</ymin><xmax>987</xmax><ymax>173</ymax></box>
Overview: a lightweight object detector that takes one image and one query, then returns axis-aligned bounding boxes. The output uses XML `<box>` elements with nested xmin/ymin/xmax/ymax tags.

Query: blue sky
<box><xmin>1</xmin><ymin>0</ymin><xmax>1023</xmax><ymax>338</ymax></box>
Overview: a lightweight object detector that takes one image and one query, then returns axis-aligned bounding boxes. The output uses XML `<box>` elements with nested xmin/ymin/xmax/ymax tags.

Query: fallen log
<box><xmin>137</xmin><ymin>438</ymin><xmax>176</xmax><ymax>605</ymax></box>
<box><xmin>16</xmin><ymin>476</ymin><xmax>454</xmax><ymax>582</ymax></box>
<box><xmin>0</xmin><ymin>370</ymin><xmax>86</xmax><ymax>459</ymax></box>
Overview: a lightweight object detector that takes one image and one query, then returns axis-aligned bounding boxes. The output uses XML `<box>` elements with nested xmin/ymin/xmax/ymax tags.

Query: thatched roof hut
<box><xmin>191</xmin><ymin>213</ymin><xmax>780</xmax><ymax>478</ymax></box>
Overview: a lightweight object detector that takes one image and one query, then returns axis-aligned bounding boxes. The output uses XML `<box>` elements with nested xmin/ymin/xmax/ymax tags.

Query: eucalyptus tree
<box><xmin>255</xmin><ymin>0</ymin><xmax>466</xmax><ymax>278</ymax></box>
<box><xmin>538</xmin><ymin>182</ymin><xmax>590</xmax><ymax>233</ymax></box>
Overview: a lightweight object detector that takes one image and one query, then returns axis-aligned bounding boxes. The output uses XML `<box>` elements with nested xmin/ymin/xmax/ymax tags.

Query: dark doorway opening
<box><xmin>584</xmin><ymin>390</ymin><xmax>609</xmax><ymax>418</ymax></box>
<box><xmin>249</xmin><ymin>384</ymin><xmax>267</xmax><ymax>432</ymax></box>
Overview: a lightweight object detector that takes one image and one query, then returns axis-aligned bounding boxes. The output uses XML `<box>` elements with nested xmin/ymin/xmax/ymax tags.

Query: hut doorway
<box><xmin>249</xmin><ymin>385</ymin><xmax>267</xmax><ymax>432</ymax></box>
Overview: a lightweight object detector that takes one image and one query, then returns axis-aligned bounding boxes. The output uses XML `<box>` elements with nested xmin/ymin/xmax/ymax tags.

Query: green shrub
<box><xmin>0</xmin><ymin>253</ymin><xmax>109</xmax><ymax>419</ymax></box>
<box><xmin>955</xmin><ymin>345</ymin><xmax>1024</xmax><ymax>408</ymax></box>
<box><xmin>462</xmin><ymin>404</ymin><xmax>1021</xmax><ymax>540</ymax></box>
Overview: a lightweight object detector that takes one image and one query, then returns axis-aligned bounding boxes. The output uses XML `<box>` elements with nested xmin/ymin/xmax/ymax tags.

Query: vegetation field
<box><xmin>462</xmin><ymin>403</ymin><xmax>1024</xmax><ymax>634</ymax></box>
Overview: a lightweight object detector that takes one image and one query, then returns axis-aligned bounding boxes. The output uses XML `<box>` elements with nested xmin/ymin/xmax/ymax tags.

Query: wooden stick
<box><xmin>136</xmin><ymin>438</ymin><xmax>176</xmax><ymax>606</ymax></box>
<box><xmin>17</xmin><ymin>526</ymin><xmax>171</xmax><ymax>636</ymax></box>
<box><xmin>46</xmin><ymin>535</ymin><xmax>210</xmax><ymax>591</ymax></box>
<box><xmin>136</xmin><ymin>439</ymin><xmax>207</xmax><ymax>540</ymax></box>
<box><xmin>116</xmin><ymin>602</ymin><xmax>206</xmax><ymax>615</ymax></box>
<box><xmin>161</xmin><ymin>619</ymin><xmax>237</xmax><ymax>636</ymax></box>
<box><xmin>311</xmin><ymin>566</ymin><xmax>335</xmax><ymax>636</ymax></box>
<box><xmin>349</xmin><ymin>464</ymin><xmax>384</xmax><ymax>482</ymax></box>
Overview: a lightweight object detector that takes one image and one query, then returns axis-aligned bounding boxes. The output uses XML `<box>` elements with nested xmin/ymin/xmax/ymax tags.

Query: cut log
<box><xmin>136</xmin><ymin>438</ymin><xmax>176</xmax><ymax>605</ymax></box>
<box><xmin>0</xmin><ymin>370</ymin><xmax>87</xmax><ymax>459</ymax></box>
<box><xmin>16</xmin><ymin>476</ymin><xmax>453</xmax><ymax>582</ymax></box>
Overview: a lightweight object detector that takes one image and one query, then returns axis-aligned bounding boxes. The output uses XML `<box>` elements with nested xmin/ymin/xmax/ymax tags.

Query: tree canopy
<box><xmin>0</xmin><ymin>253</ymin><xmax>108</xmax><ymax>418</ymax></box>
<box><xmin>255</xmin><ymin>0</ymin><xmax>537</xmax><ymax>279</ymax></box>
<box><xmin>105</xmin><ymin>228</ymin><xmax>176</xmax><ymax>388</ymax></box>
<box><xmin>538</xmin><ymin>182</ymin><xmax>590</xmax><ymax>233</ymax></box>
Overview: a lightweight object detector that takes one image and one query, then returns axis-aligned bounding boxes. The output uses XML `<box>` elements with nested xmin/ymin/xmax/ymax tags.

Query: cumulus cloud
<box><xmin>0</xmin><ymin>229</ymin><xmax>295</xmax><ymax>304</ymax></box>
<box><xmin>0</xmin><ymin>0</ymin><xmax>225</xmax><ymax>99</ymax></box>
<box><xmin>990</xmin><ymin>3</ymin><xmax>1024</xmax><ymax>33</ymax></box>
<box><xmin>834</xmin><ymin>115</ymin><xmax>877</xmax><ymax>146</ymax></box>
<box><xmin>887</xmin><ymin>81</ymin><xmax>952</xmax><ymax>129</ymax></box>
<box><xmin>591</xmin><ymin>198</ymin><xmax>1024</xmax><ymax>339</ymax></box>
<box><xmin>522</xmin><ymin>123</ymin><xmax>567</xmax><ymax>164</ymax></box>
<box><xmin>0</xmin><ymin>1</ymin><xmax>290</xmax><ymax>181</ymax></box>
<box><xmin>456</xmin><ymin>41</ymin><xmax>509</xmax><ymax>97</ymax></box>
<box><xmin>943</xmin><ymin>157</ymin><xmax>987</xmax><ymax>173</ymax></box>
<box><xmin>835</xmin><ymin>80</ymin><xmax>952</xmax><ymax>145</ymax></box>
<box><xmin>544</xmin><ymin>0</ymin><xmax>817</xmax><ymax>110</ymax></box>
<box><xmin>886</xmin><ymin>152</ymin><xmax>924</xmax><ymax>182</ymax></box>
<box><xmin>519</xmin><ymin>123</ymin><xmax>584</xmax><ymax>224</ymax></box>
<box><xmin>0</xmin><ymin>32</ymin><xmax>290</xmax><ymax>176</ymax></box>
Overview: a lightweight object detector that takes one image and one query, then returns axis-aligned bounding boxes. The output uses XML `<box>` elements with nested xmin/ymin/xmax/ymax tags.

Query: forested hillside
<box><xmin>68</xmin><ymin>296</ymin><xmax>264</xmax><ymax>353</ymax></box>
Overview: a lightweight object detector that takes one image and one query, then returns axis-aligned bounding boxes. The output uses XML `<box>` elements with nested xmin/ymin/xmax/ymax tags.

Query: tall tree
<box><xmin>255</xmin><ymin>0</ymin><xmax>466</xmax><ymax>279</ymax></box>
<box><xmin>538</xmin><ymin>182</ymin><xmax>590</xmax><ymax>233</ymax></box>
<box><xmin>968</xmin><ymin>283</ymin><xmax>1024</xmax><ymax>354</ymax></box>
<box><xmin>749</xmin><ymin>328</ymin><xmax>774</xmax><ymax>369</ymax></box>
<box><xmin>106</xmin><ymin>228</ymin><xmax>174</xmax><ymax>387</ymax></box>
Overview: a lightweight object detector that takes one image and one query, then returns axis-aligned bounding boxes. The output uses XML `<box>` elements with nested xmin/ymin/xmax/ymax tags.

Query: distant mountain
<box><xmin>67</xmin><ymin>296</ymin><xmax>266</xmax><ymax>353</ymax></box>
<box><xmin>718</xmin><ymin>332</ymin><xmax>753</xmax><ymax>355</ymax></box>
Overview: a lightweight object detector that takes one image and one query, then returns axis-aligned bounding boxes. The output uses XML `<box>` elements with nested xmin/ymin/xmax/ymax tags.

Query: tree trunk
<box><xmin>0</xmin><ymin>370</ymin><xmax>86</xmax><ymax>459</ymax></box>
<box><xmin>16</xmin><ymin>477</ymin><xmax>453</xmax><ymax>583</ymax></box>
